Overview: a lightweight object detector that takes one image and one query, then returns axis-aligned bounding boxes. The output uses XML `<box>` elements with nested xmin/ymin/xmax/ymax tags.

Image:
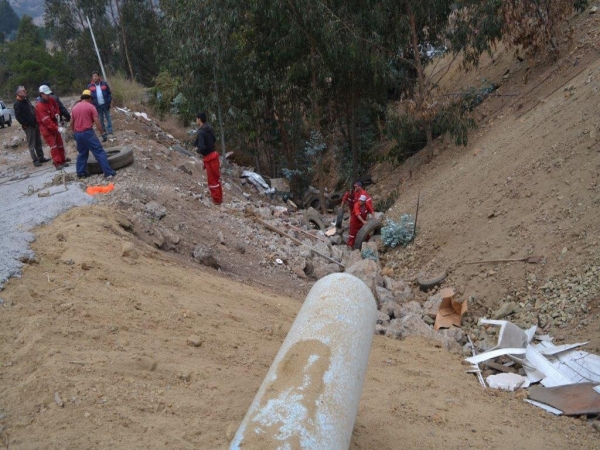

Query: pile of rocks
<box><xmin>344</xmin><ymin>255</ymin><xmax>464</xmax><ymax>353</ymax></box>
<box><xmin>462</xmin><ymin>265</ymin><xmax>599</xmax><ymax>343</ymax></box>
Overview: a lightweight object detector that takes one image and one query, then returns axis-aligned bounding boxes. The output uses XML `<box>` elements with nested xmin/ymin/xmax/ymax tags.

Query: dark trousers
<box><xmin>24</xmin><ymin>126</ymin><xmax>44</xmax><ymax>163</ymax></box>
<box><xmin>97</xmin><ymin>104</ymin><xmax>113</xmax><ymax>133</ymax></box>
<box><xmin>74</xmin><ymin>129</ymin><xmax>116</xmax><ymax>177</ymax></box>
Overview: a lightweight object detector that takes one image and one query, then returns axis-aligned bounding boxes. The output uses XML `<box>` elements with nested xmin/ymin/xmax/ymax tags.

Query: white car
<box><xmin>0</xmin><ymin>100</ymin><xmax>13</xmax><ymax>128</ymax></box>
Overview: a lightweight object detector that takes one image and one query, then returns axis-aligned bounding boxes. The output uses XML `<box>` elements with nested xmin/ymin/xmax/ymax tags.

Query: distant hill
<box><xmin>8</xmin><ymin>0</ymin><xmax>44</xmax><ymax>25</ymax></box>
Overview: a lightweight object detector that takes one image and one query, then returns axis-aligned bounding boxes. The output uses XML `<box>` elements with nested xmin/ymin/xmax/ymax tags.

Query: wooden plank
<box><xmin>528</xmin><ymin>383</ymin><xmax>600</xmax><ymax>416</ymax></box>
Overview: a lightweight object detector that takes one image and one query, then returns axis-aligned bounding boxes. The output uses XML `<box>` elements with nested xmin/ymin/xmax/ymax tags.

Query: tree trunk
<box><xmin>408</xmin><ymin>10</ymin><xmax>433</xmax><ymax>149</ymax></box>
<box><xmin>311</xmin><ymin>36</ymin><xmax>327</xmax><ymax>215</ymax></box>
<box><xmin>350</xmin><ymin>86</ymin><xmax>357</xmax><ymax>183</ymax></box>
<box><xmin>213</xmin><ymin>63</ymin><xmax>227</xmax><ymax>169</ymax></box>
<box><xmin>114</xmin><ymin>0</ymin><xmax>134</xmax><ymax>80</ymax></box>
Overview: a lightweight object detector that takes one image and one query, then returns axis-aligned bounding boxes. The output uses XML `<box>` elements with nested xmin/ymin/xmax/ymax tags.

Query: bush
<box><xmin>109</xmin><ymin>73</ymin><xmax>147</xmax><ymax>108</ymax></box>
<box><xmin>381</xmin><ymin>215</ymin><xmax>416</xmax><ymax>248</ymax></box>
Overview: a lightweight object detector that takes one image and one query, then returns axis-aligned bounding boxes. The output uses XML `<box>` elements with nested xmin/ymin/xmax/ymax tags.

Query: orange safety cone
<box><xmin>86</xmin><ymin>183</ymin><xmax>115</xmax><ymax>195</ymax></box>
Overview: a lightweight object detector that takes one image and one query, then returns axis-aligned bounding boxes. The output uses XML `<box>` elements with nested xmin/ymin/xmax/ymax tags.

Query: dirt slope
<box><xmin>371</xmin><ymin>14</ymin><xmax>600</xmax><ymax>350</ymax></box>
<box><xmin>0</xmin><ymin>207</ymin><xmax>597</xmax><ymax>449</ymax></box>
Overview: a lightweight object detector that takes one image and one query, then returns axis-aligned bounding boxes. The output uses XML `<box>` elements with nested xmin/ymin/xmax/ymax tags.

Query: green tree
<box><xmin>0</xmin><ymin>0</ymin><xmax>20</xmax><ymax>37</ymax></box>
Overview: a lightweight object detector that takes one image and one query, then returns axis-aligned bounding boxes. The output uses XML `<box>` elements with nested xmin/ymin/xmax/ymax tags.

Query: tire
<box><xmin>417</xmin><ymin>271</ymin><xmax>447</xmax><ymax>291</ymax></box>
<box><xmin>309</xmin><ymin>198</ymin><xmax>321</xmax><ymax>210</ymax></box>
<box><xmin>0</xmin><ymin>115</ymin><xmax>4</xmax><ymax>128</ymax></box>
<box><xmin>7</xmin><ymin>115</ymin><xmax>12</xmax><ymax>126</ymax></box>
<box><xmin>328</xmin><ymin>192</ymin><xmax>343</xmax><ymax>206</ymax></box>
<box><xmin>304</xmin><ymin>209</ymin><xmax>325</xmax><ymax>231</ymax></box>
<box><xmin>353</xmin><ymin>218</ymin><xmax>383</xmax><ymax>250</ymax></box>
<box><xmin>87</xmin><ymin>145</ymin><xmax>134</xmax><ymax>174</ymax></box>
<box><xmin>335</xmin><ymin>208</ymin><xmax>344</xmax><ymax>228</ymax></box>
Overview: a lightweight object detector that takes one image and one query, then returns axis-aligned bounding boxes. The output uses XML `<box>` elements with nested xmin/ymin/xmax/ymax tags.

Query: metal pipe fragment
<box><xmin>231</xmin><ymin>273</ymin><xmax>377</xmax><ymax>450</ymax></box>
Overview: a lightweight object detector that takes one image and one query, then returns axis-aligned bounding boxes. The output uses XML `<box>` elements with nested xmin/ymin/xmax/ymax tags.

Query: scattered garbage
<box><xmin>433</xmin><ymin>288</ymin><xmax>468</xmax><ymax>330</ymax></box>
<box><xmin>381</xmin><ymin>214</ymin><xmax>415</xmax><ymax>248</ymax></box>
<box><xmin>465</xmin><ymin>319</ymin><xmax>600</xmax><ymax>416</ymax></box>
<box><xmin>486</xmin><ymin>373</ymin><xmax>530</xmax><ymax>391</ymax></box>
<box><xmin>86</xmin><ymin>184</ymin><xmax>115</xmax><ymax>196</ymax></box>
<box><xmin>240</xmin><ymin>170</ymin><xmax>275</xmax><ymax>195</ymax></box>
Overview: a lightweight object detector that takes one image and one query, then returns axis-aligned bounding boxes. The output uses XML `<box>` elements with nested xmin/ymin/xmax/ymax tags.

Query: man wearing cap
<box><xmin>87</xmin><ymin>71</ymin><xmax>113</xmax><ymax>137</ymax></box>
<box><xmin>35</xmin><ymin>85</ymin><xmax>68</xmax><ymax>170</ymax></box>
<box><xmin>14</xmin><ymin>86</ymin><xmax>51</xmax><ymax>167</ymax></box>
<box><xmin>70</xmin><ymin>90</ymin><xmax>116</xmax><ymax>179</ymax></box>
<box><xmin>348</xmin><ymin>194</ymin><xmax>371</xmax><ymax>248</ymax></box>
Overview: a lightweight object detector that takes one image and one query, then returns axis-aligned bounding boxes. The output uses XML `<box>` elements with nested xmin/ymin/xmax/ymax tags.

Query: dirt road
<box><xmin>0</xmin><ymin>207</ymin><xmax>597</xmax><ymax>449</ymax></box>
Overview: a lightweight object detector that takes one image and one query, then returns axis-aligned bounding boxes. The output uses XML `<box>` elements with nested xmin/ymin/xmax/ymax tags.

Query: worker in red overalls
<box><xmin>35</xmin><ymin>85</ymin><xmax>68</xmax><ymax>170</ymax></box>
<box><xmin>194</xmin><ymin>111</ymin><xmax>222</xmax><ymax>205</ymax></box>
<box><xmin>342</xmin><ymin>181</ymin><xmax>374</xmax><ymax>219</ymax></box>
<box><xmin>348</xmin><ymin>194</ymin><xmax>371</xmax><ymax>248</ymax></box>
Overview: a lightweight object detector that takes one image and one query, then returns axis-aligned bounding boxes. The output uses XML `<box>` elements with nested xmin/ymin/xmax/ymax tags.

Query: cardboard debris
<box><xmin>486</xmin><ymin>373</ymin><xmax>530</xmax><ymax>391</ymax></box>
<box><xmin>433</xmin><ymin>288</ymin><xmax>467</xmax><ymax>331</ymax></box>
<box><xmin>528</xmin><ymin>383</ymin><xmax>600</xmax><ymax>416</ymax></box>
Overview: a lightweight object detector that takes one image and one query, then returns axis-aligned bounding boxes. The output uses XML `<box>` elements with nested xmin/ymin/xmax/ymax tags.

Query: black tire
<box><xmin>304</xmin><ymin>210</ymin><xmax>325</xmax><ymax>231</ymax></box>
<box><xmin>417</xmin><ymin>271</ymin><xmax>447</xmax><ymax>291</ymax></box>
<box><xmin>335</xmin><ymin>208</ymin><xmax>344</xmax><ymax>228</ymax></box>
<box><xmin>328</xmin><ymin>193</ymin><xmax>343</xmax><ymax>206</ymax></box>
<box><xmin>7</xmin><ymin>115</ymin><xmax>12</xmax><ymax>126</ymax></box>
<box><xmin>87</xmin><ymin>145</ymin><xmax>134</xmax><ymax>174</ymax></box>
<box><xmin>0</xmin><ymin>115</ymin><xmax>4</xmax><ymax>128</ymax></box>
<box><xmin>309</xmin><ymin>198</ymin><xmax>321</xmax><ymax>210</ymax></box>
<box><xmin>353</xmin><ymin>218</ymin><xmax>383</xmax><ymax>250</ymax></box>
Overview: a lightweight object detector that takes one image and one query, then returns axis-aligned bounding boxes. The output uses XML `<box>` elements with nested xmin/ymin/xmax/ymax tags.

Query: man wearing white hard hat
<box><xmin>34</xmin><ymin>85</ymin><xmax>68</xmax><ymax>169</ymax></box>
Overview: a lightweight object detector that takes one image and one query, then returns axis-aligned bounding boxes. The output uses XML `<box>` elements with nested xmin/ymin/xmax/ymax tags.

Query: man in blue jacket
<box><xmin>87</xmin><ymin>71</ymin><xmax>113</xmax><ymax>138</ymax></box>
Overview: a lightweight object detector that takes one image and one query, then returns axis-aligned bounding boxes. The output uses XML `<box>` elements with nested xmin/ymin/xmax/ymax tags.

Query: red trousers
<box><xmin>348</xmin><ymin>218</ymin><xmax>363</xmax><ymax>248</ymax></box>
<box><xmin>204</xmin><ymin>152</ymin><xmax>223</xmax><ymax>204</ymax></box>
<box><xmin>41</xmin><ymin>131</ymin><xmax>66</xmax><ymax>167</ymax></box>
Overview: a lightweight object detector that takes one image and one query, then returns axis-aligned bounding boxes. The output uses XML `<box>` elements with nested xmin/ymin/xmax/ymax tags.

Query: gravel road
<box><xmin>0</xmin><ymin>164</ymin><xmax>93</xmax><ymax>289</ymax></box>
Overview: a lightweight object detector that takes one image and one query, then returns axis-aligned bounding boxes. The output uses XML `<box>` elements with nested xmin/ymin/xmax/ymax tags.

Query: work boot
<box><xmin>40</xmin><ymin>157</ymin><xmax>51</xmax><ymax>163</ymax></box>
<box><xmin>33</xmin><ymin>161</ymin><xmax>42</xmax><ymax>167</ymax></box>
<box><xmin>65</xmin><ymin>157</ymin><xmax>72</xmax><ymax>162</ymax></box>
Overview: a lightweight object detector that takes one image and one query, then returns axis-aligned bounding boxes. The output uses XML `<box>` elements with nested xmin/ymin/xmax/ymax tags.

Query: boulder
<box><xmin>384</xmin><ymin>276</ymin><xmax>413</xmax><ymax>303</ymax></box>
<box><xmin>422</xmin><ymin>293</ymin><xmax>443</xmax><ymax>319</ymax></box>
<box><xmin>375</xmin><ymin>286</ymin><xmax>395</xmax><ymax>305</ymax></box>
<box><xmin>397</xmin><ymin>301</ymin><xmax>422</xmax><ymax>318</ymax></box>
<box><xmin>312</xmin><ymin>262</ymin><xmax>340</xmax><ymax>279</ymax></box>
<box><xmin>376</xmin><ymin>310</ymin><xmax>391</xmax><ymax>326</ymax></box>
<box><xmin>438</xmin><ymin>327</ymin><xmax>464</xmax><ymax>343</ymax></box>
<box><xmin>145</xmin><ymin>201</ymin><xmax>167</xmax><ymax>220</ymax></box>
<box><xmin>345</xmin><ymin>259</ymin><xmax>383</xmax><ymax>294</ymax></box>
<box><xmin>193</xmin><ymin>245</ymin><xmax>220</xmax><ymax>270</ymax></box>
<box><xmin>386</xmin><ymin>314</ymin><xmax>434</xmax><ymax>340</ymax></box>
<box><xmin>122</xmin><ymin>242</ymin><xmax>139</xmax><ymax>259</ymax></box>
<box><xmin>270</xmin><ymin>178</ymin><xmax>290</xmax><ymax>192</ymax></box>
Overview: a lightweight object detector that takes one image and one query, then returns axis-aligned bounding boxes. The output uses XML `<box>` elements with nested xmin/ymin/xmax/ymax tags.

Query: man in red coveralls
<box><xmin>35</xmin><ymin>85</ymin><xmax>69</xmax><ymax>170</ymax></box>
<box><xmin>348</xmin><ymin>194</ymin><xmax>371</xmax><ymax>248</ymax></box>
<box><xmin>342</xmin><ymin>181</ymin><xmax>374</xmax><ymax>217</ymax></box>
<box><xmin>194</xmin><ymin>112</ymin><xmax>222</xmax><ymax>205</ymax></box>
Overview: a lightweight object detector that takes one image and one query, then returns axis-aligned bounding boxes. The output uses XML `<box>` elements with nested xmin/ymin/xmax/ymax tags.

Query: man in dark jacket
<box><xmin>87</xmin><ymin>71</ymin><xmax>113</xmax><ymax>137</ymax></box>
<box><xmin>194</xmin><ymin>112</ymin><xmax>222</xmax><ymax>205</ymax></box>
<box><xmin>14</xmin><ymin>86</ymin><xmax>50</xmax><ymax>167</ymax></box>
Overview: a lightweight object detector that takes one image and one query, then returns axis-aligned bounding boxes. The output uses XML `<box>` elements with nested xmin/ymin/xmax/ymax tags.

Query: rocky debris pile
<box><xmin>341</xmin><ymin>256</ymin><xmax>464</xmax><ymax>353</ymax></box>
<box><xmin>461</xmin><ymin>265</ymin><xmax>599</xmax><ymax>349</ymax></box>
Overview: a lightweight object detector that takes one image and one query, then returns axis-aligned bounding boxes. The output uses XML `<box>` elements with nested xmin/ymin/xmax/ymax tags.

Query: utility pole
<box><xmin>87</xmin><ymin>16</ymin><xmax>108</xmax><ymax>81</ymax></box>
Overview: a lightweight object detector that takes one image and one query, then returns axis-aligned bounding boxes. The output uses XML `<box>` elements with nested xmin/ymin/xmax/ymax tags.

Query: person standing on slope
<box><xmin>194</xmin><ymin>112</ymin><xmax>223</xmax><ymax>205</ymax></box>
<box><xmin>348</xmin><ymin>194</ymin><xmax>371</xmax><ymax>248</ymax></box>
<box><xmin>35</xmin><ymin>85</ymin><xmax>69</xmax><ymax>170</ymax></box>
<box><xmin>87</xmin><ymin>71</ymin><xmax>113</xmax><ymax>138</ymax></box>
<box><xmin>14</xmin><ymin>86</ymin><xmax>51</xmax><ymax>167</ymax></box>
<box><xmin>71</xmin><ymin>89</ymin><xmax>116</xmax><ymax>179</ymax></box>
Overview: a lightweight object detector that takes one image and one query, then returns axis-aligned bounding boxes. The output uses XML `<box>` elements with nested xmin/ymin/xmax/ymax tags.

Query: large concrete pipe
<box><xmin>230</xmin><ymin>272</ymin><xmax>377</xmax><ymax>449</ymax></box>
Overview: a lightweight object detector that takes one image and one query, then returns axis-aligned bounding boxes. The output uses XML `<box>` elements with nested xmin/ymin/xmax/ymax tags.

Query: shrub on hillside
<box><xmin>109</xmin><ymin>74</ymin><xmax>147</xmax><ymax>107</ymax></box>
